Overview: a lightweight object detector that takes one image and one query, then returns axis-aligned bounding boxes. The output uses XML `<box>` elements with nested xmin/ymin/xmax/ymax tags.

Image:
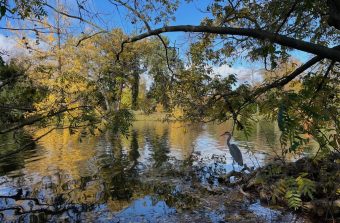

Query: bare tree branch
<box><xmin>275</xmin><ymin>0</ymin><xmax>299</xmax><ymax>34</ymax></box>
<box><xmin>0</xmin><ymin>106</ymin><xmax>92</xmax><ymax>134</ymax></box>
<box><xmin>251</xmin><ymin>45</ymin><xmax>340</xmax><ymax>99</ymax></box>
<box><xmin>76</xmin><ymin>31</ymin><xmax>106</xmax><ymax>47</ymax></box>
<box><xmin>112</xmin><ymin>0</ymin><xmax>176</xmax><ymax>76</ymax></box>
<box><xmin>252</xmin><ymin>57</ymin><xmax>322</xmax><ymax>96</ymax></box>
<box><xmin>0</xmin><ymin>27</ymin><xmax>55</xmax><ymax>33</ymax></box>
<box><xmin>117</xmin><ymin>25</ymin><xmax>340</xmax><ymax>62</ymax></box>
<box><xmin>235</xmin><ymin>53</ymin><xmax>333</xmax><ymax>113</ymax></box>
<box><xmin>43</xmin><ymin>3</ymin><xmax>107</xmax><ymax>32</ymax></box>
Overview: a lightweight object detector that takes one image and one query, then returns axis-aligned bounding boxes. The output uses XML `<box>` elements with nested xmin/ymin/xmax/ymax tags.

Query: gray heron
<box><xmin>221</xmin><ymin>131</ymin><xmax>243</xmax><ymax>167</ymax></box>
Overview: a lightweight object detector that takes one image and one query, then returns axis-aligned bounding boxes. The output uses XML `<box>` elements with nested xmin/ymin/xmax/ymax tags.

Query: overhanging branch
<box><xmin>117</xmin><ymin>25</ymin><xmax>340</xmax><ymax>62</ymax></box>
<box><xmin>235</xmin><ymin>55</ymin><xmax>321</xmax><ymax>113</ymax></box>
<box><xmin>0</xmin><ymin>106</ymin><xmax>92</xmax><ymax>134</ymax></box>
<box><xmin>252</xmin><ymin>56</ymin><xmax>322</xmax><ymax>96</ymax></box>
<box><xmin>251</xmin><ymin>45</ymin><xmax>340</xmax><ymax>98</ymax></box>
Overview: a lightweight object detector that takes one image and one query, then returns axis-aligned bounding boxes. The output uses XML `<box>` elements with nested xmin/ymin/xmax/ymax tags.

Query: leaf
<box><xmin>289</xmin><ymin>141</ymin><xmax>300</xmax><ymax>152</ymax></box>
<box><xmin>271</xmin><ymin>179</ymin><xmax>287</xmax><ymax>203</ymax></box>
<box><xmin>296</xmin><ymin>174</ymin><xmax>316</xmax><ymax>200</ymax></box>
<box><xmin>278</xmin><ymin>103</ymin><xmax>286</xmax><ymax>131</ymax></box>
<box><xmin>285</xmin><ymin>190</ymin><xmax>302</xmax><ymax>210</ymax></box>
<box><xmin>0</xmin><ymin>6</ymin><xmax>6</xmax><ymax>18</ymax></box>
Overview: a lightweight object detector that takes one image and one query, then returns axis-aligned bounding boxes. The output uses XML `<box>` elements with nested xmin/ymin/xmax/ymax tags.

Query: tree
<box><xmin>0</xmin><ymin>1</ymin><xmax>339</xmax><ymax>217</ymax></box>
<box><xmin>0</xmin><ymin>22</ymin><xmax>174</xmax><ymax>147</ymax></box>
<box><xmin>0</xmin><ymin>0</ymin><xmax>339</xmax><ymax>155</ymax></box>
<box><xmin>114</xmin><ymin>0</ymin><xmax>340</xmax><ymax>154</ymax></box>
<box><xmin>0</xmin><ymin>58</ymin><xmax>45</xmax><ymax>125</ymax></box>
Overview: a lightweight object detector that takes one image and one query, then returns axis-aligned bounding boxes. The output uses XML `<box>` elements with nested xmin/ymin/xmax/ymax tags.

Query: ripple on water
<box><xmin>0</xmin><ymin>121</ymin><xmax>315</xmax><ymax>222</ymax></box>
<box><xmin>115</xmin><ymin>195</ymin><xmax>176</xmax><ymax>222</ymax></box>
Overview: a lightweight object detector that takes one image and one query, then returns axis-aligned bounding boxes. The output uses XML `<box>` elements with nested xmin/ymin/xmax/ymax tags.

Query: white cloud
<box><xmin>0</xmin><ymin>34</ymin><xmax>27</xmax><ymax>62</ymax></box>
<box><xmin>213</xmin><ymin>64</ymin><xmax>263</xmax><ymax>85</ymax></box>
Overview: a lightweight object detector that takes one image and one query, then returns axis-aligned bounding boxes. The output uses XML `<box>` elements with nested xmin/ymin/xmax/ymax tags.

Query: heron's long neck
<box><xmin>226</xmin><ymin>134</ymin><xmax>231</xmax><ymax>146</ymax></box>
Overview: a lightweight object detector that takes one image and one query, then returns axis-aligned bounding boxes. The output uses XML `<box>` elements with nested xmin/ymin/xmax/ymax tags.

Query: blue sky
<box><xmin>0</xmin><ymin>0</ymin><xmax>310</xmax><ymax>76</ymax></box>
<box><xmin>84</xmin><ymin>0</ymin><xmax>310</xmax><ymax>75</ymax></box>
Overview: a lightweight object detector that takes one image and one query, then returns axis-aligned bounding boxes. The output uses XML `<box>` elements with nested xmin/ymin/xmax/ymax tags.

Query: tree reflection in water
<box><xmin>108</xmin><ymin>132</ymin><xmax>140</xmax><ymax>201</ymax></box>
<box><xmin>128</xmin><ymin>130</ymin><xmax>140</xmax><ymax>166</ymax></box>
<box><xmin>147</xmin><ymin>130</ymin><xmax>170</xmax><ymax>168</ymax></box>
<box><xmin>0</xmin><ymin>121</ymin><xmax>305</xmax><ymax>222</ymax></box>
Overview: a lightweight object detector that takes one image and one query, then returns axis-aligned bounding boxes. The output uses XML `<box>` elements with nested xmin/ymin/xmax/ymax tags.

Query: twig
<box><xmin>275</xmin><ymin>0</ymin><xmax>299</xmax><ymax>34</ymax></box>
<box><xmin>76</xmin><ymin>31</ymin><xmax>105</xmax><ymax>47</ymax></box>
<box><xmin>43</xmin><ymin>3</ymin><xmax>106</xmax><ymax>32</ymax></box>
<box><xmin>0</xmin><ymin>106</ymin><xmax>92</xmax><ymax>134</ymax></box>
<box><xmin>112</xmin><ymin>0</ymin><xmax>176</xmax><ymax>78</ymax></box>
<box><xmin>312</xmin><ymin>61</ymin><xmax>335</xmax><ymax>96</ymax></box>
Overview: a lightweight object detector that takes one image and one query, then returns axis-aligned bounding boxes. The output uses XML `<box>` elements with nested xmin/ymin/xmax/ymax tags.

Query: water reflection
<box><xmin>147</xmin><ymin>130</ymin><xmax>170</xmax><ymax>168</ymax></box>
<box><xmin>116</xmin><ymin>195</ymin><xmax>176</xmax><ymax>222</ymax></box>
<box><xmin>0</xmin><ymin>131</ymin><xmax>39</xmax><ymax>177</ymax></box>
<box><xmin>129</xmin><ymin>130</ymin><xmax>140</xmax><ymax>164</ymax></box>
<box><xmin>0</xmin><ymin>120</ymin><xmax>313</xmax><ymax>222</ymax></box>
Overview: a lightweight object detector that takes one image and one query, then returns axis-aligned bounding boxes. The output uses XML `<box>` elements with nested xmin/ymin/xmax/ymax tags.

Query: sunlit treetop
<box><xmin>1</xmin><ymin>1</ymin><xmax>339</xmax><ymax>54</ymax></box>
<box><xmin>0</xmin><ymin>0</ymin><xmax>339</xmax><ymax>156</ymax></box>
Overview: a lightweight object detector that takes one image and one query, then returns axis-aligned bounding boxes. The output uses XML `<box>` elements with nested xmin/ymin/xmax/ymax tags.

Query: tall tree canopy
<box><xmin>0</xmin><ymin>0</ymin><xmax>339</xmax><ymax>155</ymax></box>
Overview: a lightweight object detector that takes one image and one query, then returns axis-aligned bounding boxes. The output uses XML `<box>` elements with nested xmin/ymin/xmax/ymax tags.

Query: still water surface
<box><xmin>0</xmin><ymin>121</ymin><xmax>314</xmax><ymax>222</ymax></box>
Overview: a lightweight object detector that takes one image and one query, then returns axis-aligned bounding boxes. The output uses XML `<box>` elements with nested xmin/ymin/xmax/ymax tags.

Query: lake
<box><xmin>0</xmin><ymin>120</ymin><xmax>315</xmax><ymax>222</ymax></box>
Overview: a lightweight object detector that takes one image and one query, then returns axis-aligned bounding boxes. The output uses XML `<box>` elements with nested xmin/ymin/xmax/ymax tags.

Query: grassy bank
<box><xmin>133</xmin><ymin>111</ymin><xmax>174</xmax><ymax>121</ymax></box>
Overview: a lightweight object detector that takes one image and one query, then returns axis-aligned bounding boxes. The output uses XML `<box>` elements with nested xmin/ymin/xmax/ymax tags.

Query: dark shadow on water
<box><xmin>146</xmin><ymin>129</ymin><xmax>170</xmax><ymax>168</ymax></box>
<box><xmin>0</xmin><ymin>131</ymin><xmax>40</xmax><ymax>177</ymax></box>
<box><xmin>0</xmin><ymin>121</ymin><xmax>312</xmax><ymax>222</ymax></box>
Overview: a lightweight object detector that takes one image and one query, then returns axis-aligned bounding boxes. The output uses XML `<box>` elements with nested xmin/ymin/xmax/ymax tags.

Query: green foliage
<box><xmin>108</xmin><ymin>109</ymin><xmax>135</xmax><ymax>135</ymax></box>
<box><xmin>0</xmin><ymin>56</ymin><xmax>4</xmax><ymax>67</ymax></box>
<box><xmin>268</xmin><ymin>164</ymin><xmax>282</xmax><ymax>178</ymax></box>
<box><xmin>0</xmin><ymin>1</ymin><xmax>338</xmax><ymax>219</ymax></box>
<box><xmin>277</xmin><ymin>104</ymin><xmax>286</xmax><ymax>132</ymax></box>
<box><xmin>0</xmin><ymin>29</ymin><xmax>168</xmax><ymax>142</ymax></box>
<box><xmin>0</xmin><ymin>0</ymin><xmax>47</xmax><ymax>20</ymax></box>
<box><xmin>0</xmin><ymin>59</ymin><xmax>46</xmax><ymax>124</ymax></box>
<box><xmin>257</xmin><ymin>60</ymin><xmax>339</xmax><ymax>160</ymax></box>
<box><xmin>256</xmin><ymin>155</ymin><xmax>339</xmax><ymax>212</ymax></box>
<box><xmin>285</xmin><ymin>189</ymin><xmax>302</xmax><ymax>210</ymax></box>
<box><xmin>270</xmin><ymin>173</ymin><xmax>316</xmax><ymax>210</ymax></box>
<box><xmin>0</xmin><ymin>5</ymin><xmax>5</xmax><ymax>19</ymax></box>
<box><xmin>0</xmin><ymin>0</ymin><xmax>338</xmax><ymax>163</ymax></box>
<box><xmin>296</xmin><ymin>173</ymin><xmax>316</xmax><ymax>200</ymax></box>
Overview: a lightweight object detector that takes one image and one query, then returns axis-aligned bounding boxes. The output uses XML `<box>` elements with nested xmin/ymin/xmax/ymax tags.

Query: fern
<box><xmin>271</xmin><ymin>179</ymin><xmax>287</xmax><ymax>204</ymax></box>
<box><xmin>296</xmin><ymin>173</ymin><xmax>316</xmax><ymax>200</ymax></box>
<box><xmin>268</xmin><ymin>164</ymin><xmax>282</xmax><ymax>177</ymax></box>
<box><xmin>276</xmin><ymin>179</ymin><xmax>287</xmax><ymax>195</ymax></box>
<box><xmin>270</xmin><ymin>175</ymin><xmax>315</xmax><ymax>209</ymax></box>
<box><xmin>285</xmin><ymin>190</ymin><xmax>302</xmax><ymax>210</ymax></box>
